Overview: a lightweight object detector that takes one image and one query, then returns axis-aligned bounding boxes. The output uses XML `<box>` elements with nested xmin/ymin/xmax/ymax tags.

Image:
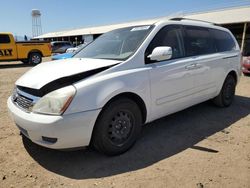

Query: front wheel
<box><xmin>29</xmin><ymin>52</ymin><xmax>42</xmax><ymax>64</ymax></box>
<box><xmin>91</xmin><ymin>98</ymin><xmax>142</xmax><ymax>156</ymax></box>
<box><xmin>213</xmin><ymin>74</ymin><xmax>236</xmax><ymax>107</ymax></box>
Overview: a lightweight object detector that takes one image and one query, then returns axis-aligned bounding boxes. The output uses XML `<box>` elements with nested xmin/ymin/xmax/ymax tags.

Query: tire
<box><xmin>91</xmin><ymin>98</ymin><xmax>142</xmax><ymax>156</ymax></box>
<box><xmin>213</xmin><ymin>74</ymin><xmax>236</xmax><ymax>107</ymax></box>
<box><xmin>29</xmin><ymin>52</ymin><xmax>42</xmax><ymax>64</ymax></box>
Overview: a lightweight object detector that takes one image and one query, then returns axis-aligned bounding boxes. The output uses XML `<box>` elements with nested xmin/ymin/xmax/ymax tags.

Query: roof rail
<box><xmin>170</xmin><ymin>17</ymin><xmax>220</xmax><ymax>26</ymax></box>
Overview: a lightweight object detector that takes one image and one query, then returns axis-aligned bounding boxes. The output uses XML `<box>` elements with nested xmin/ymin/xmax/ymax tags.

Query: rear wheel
<box><xmin>29</xmin><ymin>52</ymin><xmax>42</xmax><ymax>64</ymax></box>
<box><xmin>91</xmin><ymin>98</ymin><xmax>142</xmax><ymax>156</ymax></box>
<box><xmin>213</xmin><ymin>74</ymin><xmax>236</xmax><ymax>107</ymax></box>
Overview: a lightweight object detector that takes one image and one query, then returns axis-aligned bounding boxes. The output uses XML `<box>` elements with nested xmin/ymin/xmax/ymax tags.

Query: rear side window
<box><xmin>0</xmin><ymin>34</ymin><xmax>10</xmax><ymax>43</ymax></box>
<box><xmin>184</xmin><ymin>26</ymin><xmax>215</xmax><ymax>56</ymax></box>
<box><xmin>210</xmin><ymin>29</ymin><xmax>236</xmax><ymax>52</ymax></box>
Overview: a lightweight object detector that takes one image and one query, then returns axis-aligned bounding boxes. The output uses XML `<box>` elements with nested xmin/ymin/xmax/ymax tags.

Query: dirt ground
<box><xmin>0</xmin><ymin>58</ymin><xmax>250</xmax><ymax>188</ymax></box>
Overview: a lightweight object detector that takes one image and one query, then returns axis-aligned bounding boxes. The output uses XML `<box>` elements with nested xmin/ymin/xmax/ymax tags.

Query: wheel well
<box><xmin>104</xmin><ymin>92</ymin><xmax>147</xmax><ymax>124</ymax></box>
<box><xmin>228</xmin><ymin>70</ymin><xmax>237</xmax><ymax>83</ymax></box>
<box><xmin>28</xmin><ymin>50</ymin><xmax>43</xmax><ymax>58</ymax></box>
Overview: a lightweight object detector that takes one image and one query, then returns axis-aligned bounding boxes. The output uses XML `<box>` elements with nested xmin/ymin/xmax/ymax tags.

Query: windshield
<box><xmin>74</xmin><ymin>25</ymin><xmax>153</xmax><ymax>60</ymax></box>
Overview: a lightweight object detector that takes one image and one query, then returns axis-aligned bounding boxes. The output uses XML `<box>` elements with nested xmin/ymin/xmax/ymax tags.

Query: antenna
<box><xmin>31</xmin><ymin>9</ymin><xmax>42</xmax><ymax>37</ymax></box>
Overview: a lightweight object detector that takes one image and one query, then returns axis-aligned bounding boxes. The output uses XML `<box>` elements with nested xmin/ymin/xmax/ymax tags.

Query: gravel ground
<box><xmin>0</xmin><ymin>59</ymin><xmax>250</xmax><ymax>188</ymax></box>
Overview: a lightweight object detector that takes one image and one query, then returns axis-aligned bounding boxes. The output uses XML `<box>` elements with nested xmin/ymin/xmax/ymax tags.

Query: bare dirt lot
<box><xmin>0</xmin><ymin>59</ymin><xmax>250</xmax><ymax>188</ymax></box>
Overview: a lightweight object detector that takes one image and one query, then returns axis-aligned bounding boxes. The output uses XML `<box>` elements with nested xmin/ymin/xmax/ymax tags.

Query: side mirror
<box><xmin>148</xmin><ymin>46</ymin><xmax>172</xmax><ymax>61</ymax></box>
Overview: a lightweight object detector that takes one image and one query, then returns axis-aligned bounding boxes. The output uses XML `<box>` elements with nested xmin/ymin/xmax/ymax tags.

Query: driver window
<box><xmin>145</xmin><ymin>25</ymin><xmax>184</xmax><ymax>64</ymax></box>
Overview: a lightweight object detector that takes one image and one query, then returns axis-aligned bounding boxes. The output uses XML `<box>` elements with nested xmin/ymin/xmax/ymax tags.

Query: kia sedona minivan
<box><xmin>8</xmin><ymin>18</ymin><xmax>241</xmax><ymax>155</ymax></box>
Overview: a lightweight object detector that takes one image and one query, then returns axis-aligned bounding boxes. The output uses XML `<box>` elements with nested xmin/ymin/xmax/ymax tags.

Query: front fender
<box><xmin>64</xmin><ymin>68</ymin><xmax>151</xmax><ymax>117</ymax></box>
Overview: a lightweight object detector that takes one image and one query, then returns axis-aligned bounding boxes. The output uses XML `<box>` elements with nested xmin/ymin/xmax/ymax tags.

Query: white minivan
<box><xmin>8</xmin><ymin>18</ymin><xmax>241</xmax><ymax>155</ymax></box>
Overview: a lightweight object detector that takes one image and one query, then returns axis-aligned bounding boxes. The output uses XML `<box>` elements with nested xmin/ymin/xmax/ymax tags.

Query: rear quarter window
<box><xmin>210</xmin><ymin>29</ymin><xmax>236</xmax><ymax>52</ymax></box>
<box><xmin>0</xmin><ymin>34</ymin><xmax>10</xmax><ymax>43</ymax></box>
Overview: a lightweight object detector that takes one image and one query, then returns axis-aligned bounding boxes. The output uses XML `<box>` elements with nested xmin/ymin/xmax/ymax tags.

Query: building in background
<box><xmin>34</xmin><ymin>6</ymin><xmax>250</xmax><ymax>54</ymax></box>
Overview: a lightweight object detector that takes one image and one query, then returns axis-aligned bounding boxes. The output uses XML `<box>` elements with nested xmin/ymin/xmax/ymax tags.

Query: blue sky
<box><xmin>1</xmin><ymin>0</ymin><xmax>250</xmax><ymax>37</ymax></box>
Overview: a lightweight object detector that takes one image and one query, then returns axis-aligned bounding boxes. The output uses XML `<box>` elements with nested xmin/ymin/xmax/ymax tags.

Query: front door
<box><xmin>145</xmin><ymin>25</ymin><xmax>197</xmax><ymax>120</ymax></box>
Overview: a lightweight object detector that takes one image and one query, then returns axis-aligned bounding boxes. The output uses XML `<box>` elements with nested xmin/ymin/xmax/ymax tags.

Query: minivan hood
<box><xmin>16</xmin><ymin>58</ymin><xmax>120</xmax><ymax>89</ymax></box>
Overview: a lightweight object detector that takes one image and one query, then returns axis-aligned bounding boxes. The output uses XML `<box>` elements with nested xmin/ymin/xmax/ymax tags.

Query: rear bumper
<box><xmin>7</xmin><ymin>97</ymin><xmax>101</xmax><ymax>149</ymax></box>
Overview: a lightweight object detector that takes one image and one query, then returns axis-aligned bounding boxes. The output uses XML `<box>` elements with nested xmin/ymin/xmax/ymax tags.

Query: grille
<box><xmin>15</xmin><ymin>95</ymin><xmax>33</xmax><ymax>110</ymax></box>
<box><xmin>12</xmin><ymin>90</ymin><xmax>34</xmax><ymax>112</ymax></box>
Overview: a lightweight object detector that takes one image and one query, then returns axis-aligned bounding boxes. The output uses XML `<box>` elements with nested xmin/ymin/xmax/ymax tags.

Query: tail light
<box><xmin>48</xmin><ymin>43</ymin><xmax>52</xmax><ymax>52</ymax></box>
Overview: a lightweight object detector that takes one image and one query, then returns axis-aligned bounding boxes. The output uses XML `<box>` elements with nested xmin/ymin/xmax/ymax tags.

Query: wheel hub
<box><xmin>32</xmin><ymin>55</ymin><xmax>41</xmax><ymax>64</ymax></box>
<box><xmin>108</xmin><ymin>111</ymin><xmax>133</xmax><ymax>145</ymax></box>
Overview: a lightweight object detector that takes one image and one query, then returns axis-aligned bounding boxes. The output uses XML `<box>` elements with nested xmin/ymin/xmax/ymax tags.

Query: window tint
<box><xmin>210</xmin><ymin>29</ymin><xmax>236</xmax><ymax>52</ymax></box>
<box><xmin>0</xmin><ymin>34</ymin><xmax>10</xmax><ymax>43</ymax></box>
<box><xmin>145</xmin><ymin>25</ymin><xmax>184</xmax><ymax>63</ymax></box>
<box><xmin>184</xmin><ymin>26</ymin><xmax>215</xmax><ymax>56</ymax></box>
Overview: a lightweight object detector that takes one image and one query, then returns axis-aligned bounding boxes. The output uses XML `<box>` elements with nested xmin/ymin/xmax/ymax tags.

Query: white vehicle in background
<box><xmin>51</xmin><ymin>41</ymin><xmax>73</xmax><ymax>54</ymax></box>
<box><xmin>66</xmin><ymin>43</ymin><xmax>88</xmax><ymax>53</ymax></box>
<box><xmin>8</xmin><ymin>18</ymin><xmax>241</xmax><ymax>156</ymax></box>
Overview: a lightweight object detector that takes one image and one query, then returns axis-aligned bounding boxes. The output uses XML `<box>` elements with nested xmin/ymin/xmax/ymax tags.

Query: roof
<box><xmin>185</xmin><ymin>6</ymin><xmax>250</xmax><ymax>24</ymax></box>
<box><xmin>0</xmin><ymin>32</ymin><xmax>13</xmax><ymax>35</ymax></box>
<box><xmin>35</xmin><ymin>6</ymin><xmax>250</xmax><ymax>39</ymax></box>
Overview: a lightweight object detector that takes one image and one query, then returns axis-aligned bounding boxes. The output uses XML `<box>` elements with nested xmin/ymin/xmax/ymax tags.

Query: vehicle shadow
<box><xmin>23</xmin><ymin>95</ymin><xmax>250</xmax><ymax>179</ymax></box>
<box><xmin>0</xmin><ymin>63</ymin><xmax>35</xmax><ymax>69</ymax></box>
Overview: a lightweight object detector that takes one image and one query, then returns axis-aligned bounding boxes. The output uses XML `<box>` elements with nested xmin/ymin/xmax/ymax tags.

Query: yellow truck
<box><xmin>0</xmin><ymin>33</ymin><xmax>51</xmax><ymax>64</ymax></box>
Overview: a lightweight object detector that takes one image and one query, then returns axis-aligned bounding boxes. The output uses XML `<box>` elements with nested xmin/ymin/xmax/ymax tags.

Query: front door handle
<box><xmin>185</xmin><ymin>63</ymin><xmax>203</xmax><ymax>70</ymax></box>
